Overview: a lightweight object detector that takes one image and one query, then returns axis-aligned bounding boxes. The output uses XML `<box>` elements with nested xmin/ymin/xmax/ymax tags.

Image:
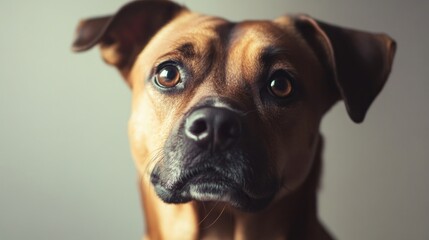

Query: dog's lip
<box><xmin>152</xmin><ymin>166</ymin><xmax>235</xmax><ymax>192</ymax></box>
<box><xmin>151</xmin><ymin>166</ymin><xmax>277</xmax><ymax>211</ymax></box>
<box><xmin>150</xmin><ymin>167</ymin><xmax>239</xmax><ymax>204</ymax></box>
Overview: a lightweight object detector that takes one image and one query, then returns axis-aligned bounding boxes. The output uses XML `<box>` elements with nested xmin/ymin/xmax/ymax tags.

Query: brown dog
<box><xmin>72</xmin><ymin>1</ymin><xmax>396</xmax><ymax>239</ymax></box>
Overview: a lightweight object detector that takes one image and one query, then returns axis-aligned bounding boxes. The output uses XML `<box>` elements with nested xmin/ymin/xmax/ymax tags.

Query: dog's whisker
<box><xmin>242</xmin><ymin>109</ymin><xmax>258</xmax><ymax>117</ymax></box>
<box><xmin>144</xmin><ymin>156</ymin><xmax>159</xmax><ymax>175</ymax></box>
<box><xmin>143</xmin><ymin>147</ymin><xmax>165</xmax><ymax>177</ymax></box>
<box><xmin>203</xmin><ymin>204</ymin><xmax>227</xmax><ymax>229</ymax></box>
<box><xmin>199</xmin><ymin>201</ymin><xmax>219</xmax><ymax>225</ymax></box>
<box><xmin>278</xmin><ymin>174</ymin><xmax>293</xmax><ymax>192</ymax></box>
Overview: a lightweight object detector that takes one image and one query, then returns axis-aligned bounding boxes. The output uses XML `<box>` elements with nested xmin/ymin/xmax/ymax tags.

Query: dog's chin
<box><xmin>152</xmin><ymin>175</ymin><xmax>275</xmax><ymax>212</ymax></box>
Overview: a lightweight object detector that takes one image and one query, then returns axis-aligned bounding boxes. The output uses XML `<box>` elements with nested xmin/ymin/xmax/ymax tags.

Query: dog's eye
<box><xmin>155</xmin><ymin>65</ymin><xmax>181</xmax><ymax>88</ymax></box>
<box><xmin>267</xmin><ymin>71</ymin><xmax>294</xmax><ymax>98</ymax></box>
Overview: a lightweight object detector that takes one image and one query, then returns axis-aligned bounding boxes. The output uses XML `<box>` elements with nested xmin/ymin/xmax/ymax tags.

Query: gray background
<box><xmin>1</xmin><ymin>0</ymin><xmax>428</xmax><ymax>239</ymax></box>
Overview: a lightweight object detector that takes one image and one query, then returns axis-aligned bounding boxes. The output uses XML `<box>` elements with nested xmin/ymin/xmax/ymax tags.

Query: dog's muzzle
<box><xmin>150</xmin><ymin>98</ymin><xmax>277</xmax><ymax>211</ymax></box>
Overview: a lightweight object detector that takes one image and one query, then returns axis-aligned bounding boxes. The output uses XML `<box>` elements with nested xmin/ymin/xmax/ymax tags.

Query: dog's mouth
<box><xmin>150</xmin><ymin>166</ymin><xmax>275</xmax><ymax>211</ymax></box>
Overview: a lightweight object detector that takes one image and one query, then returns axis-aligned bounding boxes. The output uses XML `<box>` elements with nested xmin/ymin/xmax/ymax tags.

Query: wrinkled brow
<box><xmin>175</xmin><ymin>42</ymin><xmax>197</xmax><ymax>59</ymax></box>
<box><xmin>260</xmin><ymin>46</ymin><xmax>298</xmax><ymax>75</ymax></box>
<box><xmin>260</xmin><ymin>46</ymin><xmax>290</xmax><ymax>66</ymax></box>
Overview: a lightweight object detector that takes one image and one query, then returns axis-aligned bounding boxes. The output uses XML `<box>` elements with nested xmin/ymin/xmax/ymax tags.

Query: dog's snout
<box><xmin>185</xmin><ymin>107</ymin><xmax>241</xmax><ymax>152</ymax></box>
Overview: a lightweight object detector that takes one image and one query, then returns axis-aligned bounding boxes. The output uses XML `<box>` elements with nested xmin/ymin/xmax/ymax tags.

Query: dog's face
<box><xmin>128</xmin><ymin>14</ymin><xmax>335</xmax><ymax>211</ymax></box>
<box><xmin>73</xmin><ymin>1</ymin><xmax>395</xmax><ymax>211</ymax></box>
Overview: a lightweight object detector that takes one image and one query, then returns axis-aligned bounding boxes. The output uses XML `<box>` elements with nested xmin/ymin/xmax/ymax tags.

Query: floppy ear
<box><xmin>71</xmin><ymin>0</ymin><xmax>186</xmax><ymax>85</ymax></box>
<box><xmin>293</xmin><ymin>15</ymin><xmax>396</xmax><ymax>123</ymax></box>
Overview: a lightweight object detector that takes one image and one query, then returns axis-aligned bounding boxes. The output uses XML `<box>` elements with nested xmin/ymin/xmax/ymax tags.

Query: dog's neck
<box><xmin>139</xmin><ymin>137</ymin><xmax>328</xmax><ymax>240</ymax></box>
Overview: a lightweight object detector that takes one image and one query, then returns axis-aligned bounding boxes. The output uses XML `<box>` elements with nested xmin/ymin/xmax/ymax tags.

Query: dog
<box><xmin>72</xmin><ymin>0</ymin><xmax>396</xmax><ymax>239</ymax></box>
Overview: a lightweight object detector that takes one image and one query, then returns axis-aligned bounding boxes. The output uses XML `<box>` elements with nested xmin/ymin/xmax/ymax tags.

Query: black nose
<box><xmin>184</xmin><ymin>107</ymin><xmax>241</xmax><ymax>152</ymax></box>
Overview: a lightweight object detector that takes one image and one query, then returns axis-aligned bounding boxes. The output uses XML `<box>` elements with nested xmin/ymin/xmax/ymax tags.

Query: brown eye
<box><xmin>268</xmin><ymin>72</ymin><xmax>294</xmax><ymax>98</ymax></box>
<box><xmin>155</xmin><ymin>65</ymin><xmax>181</xmax><ymax>88</ymax></box>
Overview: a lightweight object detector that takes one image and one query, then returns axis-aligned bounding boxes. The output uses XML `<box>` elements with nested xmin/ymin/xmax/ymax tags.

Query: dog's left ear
<box><xmin>291</xmin><ymin>15</ymin><xmax>396</xmax><ymax>123</ymax></box>
<box><xmin>71</xmin><ymin>0</ymin><xmax>186</xmax><ymax>84</ymax></box>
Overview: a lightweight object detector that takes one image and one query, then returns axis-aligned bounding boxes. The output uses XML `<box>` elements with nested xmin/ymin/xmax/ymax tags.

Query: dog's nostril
<box><xmin>190</xmin><ymin>119</ymin><xmax>207</xmax><ymax>136</ymax></box>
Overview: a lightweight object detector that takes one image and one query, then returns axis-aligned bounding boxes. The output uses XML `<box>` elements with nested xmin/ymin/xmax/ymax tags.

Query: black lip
<box><xmin>150</xmin><ymin>167</ymin><xmax>235</xmax><ymax>204</ymax></box>
<box><xmin>151</xmin><ymin>166</ymin><xmax>233</xmax><ymax>193</ymax></box>
<box><xmin>151</xmin><ymin>166</ymin><xmax>275</xmax><ymax>212</ymax></box>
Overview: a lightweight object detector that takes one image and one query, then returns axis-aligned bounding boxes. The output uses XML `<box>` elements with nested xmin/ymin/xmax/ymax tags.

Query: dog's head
<box><xmin>73</xmin><ymin>0</ymin><xmax>396</xmax><ymax>211</ymax></box>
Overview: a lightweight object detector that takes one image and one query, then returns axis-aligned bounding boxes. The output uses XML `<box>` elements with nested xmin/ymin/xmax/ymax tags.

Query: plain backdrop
<box><xmin>1</xmin><ymin>0</ymin><xmax>428</xmax><ymax>239</ymax></box>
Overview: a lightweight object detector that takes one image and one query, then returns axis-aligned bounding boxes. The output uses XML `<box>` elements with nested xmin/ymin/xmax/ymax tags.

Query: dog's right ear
<box><xmin>71</xmin><ymin>0</ymin><xmax>186</xmax><ymax>85</ymax></box>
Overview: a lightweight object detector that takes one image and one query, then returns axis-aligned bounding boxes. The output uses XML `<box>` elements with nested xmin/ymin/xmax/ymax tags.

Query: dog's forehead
<box><xmin>140</xmin><ymin>13</ymin><xmax>299</xmax><ymax>70</ymax></box>
<box><xmin>169</xmin><ymin>14</ymin><xmax>298</xmax><ymax>64</ymax></box>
